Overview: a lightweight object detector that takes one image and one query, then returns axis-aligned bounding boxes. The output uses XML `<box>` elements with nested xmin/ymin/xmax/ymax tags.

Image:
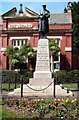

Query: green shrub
<box><xmin>53</xmin><ymin>70</ymin><xmax>79</xmax><ymax>84</ymax></box>
<box><xmin>1</xmin><ymin>70</ymin><xmax>79</xmax><ymax>84</ymax></box>
<box><xmin>1</xmin><ymin>70</ymin><xmax>33</xmax><ymax>84</ymax></box>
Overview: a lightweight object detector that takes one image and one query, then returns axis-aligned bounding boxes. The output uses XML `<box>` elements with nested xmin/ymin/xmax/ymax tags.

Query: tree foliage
<box><xmin>49</xmin><ymin>39</ymin><xmax>60</xmax><ymax>56</ymax></box>
<box><xmin>5</xmin><ymin>43</ymin><xmax>36</xmax><ymax>70</ymax></box>
<box><xmin>49</xmin><ymin>39</ymin><xmax>61</xmax><ymax>72</ymax></box>
<box><xmin>64</xmin><ymin>1</ymin><xmax>79</xmax><ymax>48</ymax></box>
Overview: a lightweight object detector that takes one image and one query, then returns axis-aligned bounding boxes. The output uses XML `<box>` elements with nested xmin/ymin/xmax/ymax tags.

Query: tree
<box><xmin>27</xmin><ymin>43</ymin><xmax>36</xmax><ymax>71</ymax></box>
<box><xmin>49</xmin><ymin>39</ymin><xmax>61</xmax><ymax>72</ymax></box>
<box><xmin>5</xmin><ymin>46</ymin><xmax>18</xmax><ymax>69</ymax></box>
<box><xmin>5</xmin><ymin>43</ymin><xmax>36</xmax><ymax>71</ymax></box>
<box><xmin>27</xmin><ymin>43</ymin><xmax>36</xmax><ymax>59</ymax></box>
<box><xmin>64</xmin><ymin>1</ymin><xmax>79</xmax><ymax>48</ymax></box>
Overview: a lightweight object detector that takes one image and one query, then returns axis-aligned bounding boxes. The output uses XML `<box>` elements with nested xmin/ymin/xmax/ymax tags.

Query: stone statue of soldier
<box><xmin>38</xmin><ymin>5</ymin><xmax>50</xmax><ymax>38</ymax></box>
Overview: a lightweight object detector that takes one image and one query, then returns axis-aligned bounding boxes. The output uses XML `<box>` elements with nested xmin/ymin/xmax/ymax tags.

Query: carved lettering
<box><xmin>8</xmin><ymin>24</ymin><xmax>33</xmax><ymax>29</ymax></box>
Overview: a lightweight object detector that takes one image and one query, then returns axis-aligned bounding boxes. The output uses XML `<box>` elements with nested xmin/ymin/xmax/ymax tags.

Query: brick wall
<box><xmin>0</xmin><ymin>16</ymin><xmax>74</xmax><ymax>71</ymax></box>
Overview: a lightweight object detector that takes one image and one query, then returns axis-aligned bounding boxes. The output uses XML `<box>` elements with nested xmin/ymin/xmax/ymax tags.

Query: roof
<box><xmin>25</xmin><ymin>7</ymin><xmax>38</xmax><ymax>16</ymax></box>
<box><xmin>49</xmin><ymin>13</ymin><xmax>71</xmax><ymax>24</ymax></box>
<box><xmin>0</xmin><ymin>15</ymin><xmax>2</xmax><ymax>25</ymax></box>
<box><xmin>2</xmin><ymin>7</ymin><xmax>17</xmax><ymax>17</ymax></box>
<box><xmin>1</xmin><ymin>6</ymin><xmax>72</xmax><ymax>25</ymax></box>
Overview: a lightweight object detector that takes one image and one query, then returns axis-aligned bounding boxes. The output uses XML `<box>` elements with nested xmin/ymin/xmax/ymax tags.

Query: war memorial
<box><xmin>8</xmin><ymin>5</ymin><xmax>72</xmax><ymax>97</ymax></box>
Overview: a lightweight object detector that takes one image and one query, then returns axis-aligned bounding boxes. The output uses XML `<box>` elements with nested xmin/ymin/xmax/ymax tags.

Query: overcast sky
<box><xmin>0</xmin><ymin>1</ymin><xmax>79</xmax><ymax>15</ymax></box>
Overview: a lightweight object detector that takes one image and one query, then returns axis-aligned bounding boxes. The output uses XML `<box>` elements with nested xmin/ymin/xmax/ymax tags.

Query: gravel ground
<box><xmin>1</xmin><ymin>90</ymin><xmax>79</xmax><ymax>100</ymax></box>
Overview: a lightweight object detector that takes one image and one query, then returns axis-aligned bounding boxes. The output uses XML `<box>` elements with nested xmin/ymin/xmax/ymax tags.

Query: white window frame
<box><xmin>11</xmin><ymin>36</ymin><xmax>30</xmax><ymax>49</ymax></box>
<box><xmin>47</xmin><ymin>36</ymin><xmax>62</xmax><ymax>72</ymax></box>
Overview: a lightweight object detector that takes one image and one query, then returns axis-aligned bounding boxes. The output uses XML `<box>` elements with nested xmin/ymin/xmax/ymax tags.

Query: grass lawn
<box><xmin>2</xmin><ymin>83</ymin><xmax>77</xmax><ymax>91</ymax></box>
<box><xmin>2</xmin><ymin>106</ymin><xmax>26</xmax><ymax>119</ymax></box>
<box><xmin>62</xmin><ymin>84</ymin><xmax>77</xmax><ymax>89</ymax></box>
<box><xmin>2</xmin><ymin>84</ymin><xmax>20</xmax><ymax>91</ymax></box>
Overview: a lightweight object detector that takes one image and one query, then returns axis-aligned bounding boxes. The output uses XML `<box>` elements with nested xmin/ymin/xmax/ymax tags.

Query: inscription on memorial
<box><xmin>35</xmin><ymin>39</ymin><xmax>50</xmax><ymax>71</ymax></box>
<box><xmin>37</xmin><ymin>42</ymin><xmax>49</xmax><ymax>62</ymax></box>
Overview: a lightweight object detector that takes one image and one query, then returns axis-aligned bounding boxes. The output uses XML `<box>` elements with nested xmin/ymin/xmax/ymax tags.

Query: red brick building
<box><xmin>0</xmin><ymin>4</ymin><xmax>79</xmax><ymax>72</ymax></box>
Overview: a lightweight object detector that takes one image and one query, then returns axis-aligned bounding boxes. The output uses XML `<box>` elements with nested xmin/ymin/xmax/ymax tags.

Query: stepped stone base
<box><xmin>8</xmin><ymin>84</ymin><xmax>72</xmax><ymax>97</ymax></box>
<box><xmin>8</xmin><ymin>78</ymin><xmax>72</xmax><ymax>97</ymax></box>
<box><xmin>12</xmin><ymin>78</ymin><xmax>54</xmax><ymax>96</ymax></box>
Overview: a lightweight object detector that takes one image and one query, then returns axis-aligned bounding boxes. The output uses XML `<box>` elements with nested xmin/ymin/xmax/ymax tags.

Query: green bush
<box><xmin>1</xmin><ymin>70</ymin><xmax>79</xmax><ymax>84</ymax></box>
<box><xmin>53</xmin><ymin>70</ymin><xmax>79</xmax><ymax>84</ymax></box>
<box><xmin>1</xmin><ymin>70</ymin><xmax>33</xmax><ymax>84</ymax></box>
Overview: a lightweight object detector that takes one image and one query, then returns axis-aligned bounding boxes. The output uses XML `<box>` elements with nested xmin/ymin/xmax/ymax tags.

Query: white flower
<box><xmin>61</xmin><ymin>117</ymin><xmax>63</xmax><ymax>119</ymax></box>
<box><xmin>58</xmin><ymin>99</ymin><xmax>60</xmax><ymax>101</ymax></box>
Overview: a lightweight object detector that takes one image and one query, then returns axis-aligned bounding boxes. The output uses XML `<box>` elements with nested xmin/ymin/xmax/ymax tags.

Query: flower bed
<box><xmin>2</xmin><ymin>98</ymin><xmax>79</xmax><ymax>119</ymax></box>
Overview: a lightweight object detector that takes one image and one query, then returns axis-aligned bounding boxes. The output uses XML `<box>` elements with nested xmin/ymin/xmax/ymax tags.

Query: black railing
<box><xmin>21</xmin><ymin>76</ymin><xmax>23</xmax><ymax>98</ymax></box>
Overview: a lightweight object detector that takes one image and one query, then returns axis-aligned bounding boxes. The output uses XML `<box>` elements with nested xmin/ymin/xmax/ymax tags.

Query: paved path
<box><xmin>1</xmin><ymin>90</ymin><xmax>79</xmax><ymax>100</ymax></box>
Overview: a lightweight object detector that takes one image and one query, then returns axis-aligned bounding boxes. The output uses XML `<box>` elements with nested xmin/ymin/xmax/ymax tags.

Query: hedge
<box><xmin>1</xmin><ymin>70</ymin><xmax>33</xmax><ymax>84</ymax></box>
<box><xmin>53</xmin><ymin>70</ymin><xmax>79</xmax><ymax>84</ymax></box>
<box><xmin>1</xmin><ymin>70</ymin><xmax>79</xmax><ymax>84</ymax></box>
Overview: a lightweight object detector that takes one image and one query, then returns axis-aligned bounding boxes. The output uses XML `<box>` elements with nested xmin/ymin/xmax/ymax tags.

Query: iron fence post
<box><xmin>54</xmin><ymin>76</ymin><xmax>56</xmax><ymax>98</ymax></box>
<box><xmin>21</xmin><ymin>76</ymin><xmax>23</xmax><ymax>98</ymax></box>
<box><xmin>0</xmin><ymin>74</ymin><xmax>2</xmax><ymax>94</ymax></box>
<box><xmin>15</xmin><ymin>73</ymin><xmax>17</xmax><ymax>89</ymax></box>
<box><xmin>8</xmin><ymin>76</ymin><xmax>10</xmax><ymax>91</ymax></box>
<box><xmin>77</xmin><ymin>76</ymin><xmax>79</xmax><ymax>90</ymax></box>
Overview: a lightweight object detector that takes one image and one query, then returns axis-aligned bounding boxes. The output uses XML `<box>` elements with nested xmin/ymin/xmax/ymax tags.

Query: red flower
<box><xmin>56</xmin><ymin>100</ymin><xmax>59</xmax><ymax>103</ymax></box>
<box><xmin>14</xmin><ymin>108</ymin><xmax>16</xmax><ymax>110</ymax></box>
<box><xmin>7</xmin><ymin>102</ymin><xmax>9</xmax><ymax>105</ymax></box>
<box><xmin>10</xmin><ymin>100</ymin><xmax>13</xmax><ymax>103</ymax></box>
<box><xmin>28</xmin><ymin>99</ymin><xmax>32</xmax><ymax>102</ymax></box>
<box><xmin>32</xmin><ymin>116</ymin><xmax>34</xmax><ymax>118</ymax></box>
<box><xmin>75</xmin><ymin>99</ymin><xmax>77</xmax><ymax>102</ymax></box>
<box><xmin>60</xmin><ymin>100</ymin><xmax>62</xmax><ymax>102</ymax></box>
<box><xmin>10</xmin><ymin>100</ymin><xmax>13</xmax><ymax>104</ymax></box>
